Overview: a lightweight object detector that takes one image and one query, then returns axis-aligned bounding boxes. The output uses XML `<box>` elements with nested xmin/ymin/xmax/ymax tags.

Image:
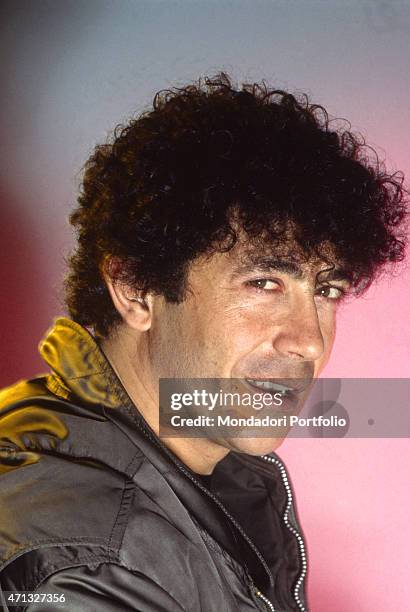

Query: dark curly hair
<box><xmin>64</xmin><ymin>73</ymin><xmax>408</xmax><ymax>338</ymax></box>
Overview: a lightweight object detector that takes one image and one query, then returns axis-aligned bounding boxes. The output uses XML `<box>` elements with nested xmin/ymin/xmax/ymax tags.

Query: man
<box><xmin>0</xmin><ymin>74</ymin><xmax>407</xmax><ymax>611</ymax></box>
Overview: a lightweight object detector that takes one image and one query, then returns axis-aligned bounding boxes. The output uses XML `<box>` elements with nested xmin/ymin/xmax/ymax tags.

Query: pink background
<box><xmin>1</xmin><ymin>3</ymin><xmax>409</xmax><ymax>610</ymax></box>
<box><xmin>282</xmin><ymin>276</ymin><xmax>410</xmax><ymax>610</ymax></box>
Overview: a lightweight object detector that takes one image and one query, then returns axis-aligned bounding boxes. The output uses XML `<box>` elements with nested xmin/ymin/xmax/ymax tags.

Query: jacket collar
<box><xmin>39</xmin><ymin>317</ymin><xmax>127</xmax><ymax>410</ymax></box>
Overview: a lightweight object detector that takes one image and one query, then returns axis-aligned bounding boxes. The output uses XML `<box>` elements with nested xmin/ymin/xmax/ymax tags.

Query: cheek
<box><xmin>320</xmin><ymin>307</ymin><xmax>337</xmax><ymax>343</ymax></box>
<box><xmin>151</xmin><ymin>299</ymin><xmax>240</xmax><ymax>376</ymax></box>
<box><xmin>209</xmin><ymin>305</ymin><xmax>283</xmax><ymax>374</ymax></box>
<box><xmin>219</xmin><ymin>302</ymin><xmax>266</xmax><ymax>345</ymax></box>
<box><xmin>225</xmin><ymin>300</ymin><xmax>291</xmax><ymax>345</ymax></box>
<box><xmin>192</xmin><ymin>301</ymin><xmax>265</xmax><ymax>370</ymax></box>
<box><xmin>316</xmin><ymin>307</ymin><xmax>337</xmax><ymax>369</ymax></box>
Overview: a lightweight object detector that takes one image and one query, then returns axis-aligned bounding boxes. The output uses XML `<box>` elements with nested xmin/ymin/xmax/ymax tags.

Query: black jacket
<box><xmin>0</xmin><ymin>317</ymin><xmax>308</xmax><ymax>612</ymax></box>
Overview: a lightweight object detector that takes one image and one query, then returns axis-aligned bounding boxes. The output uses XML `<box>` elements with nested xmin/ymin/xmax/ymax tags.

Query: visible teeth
<box><xmin>246</xmin><ymin>379</ymin><xmax>293</xmax><ymax>394</ymax></box>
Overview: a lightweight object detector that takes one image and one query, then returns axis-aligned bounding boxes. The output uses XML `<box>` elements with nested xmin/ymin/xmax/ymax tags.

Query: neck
<box><xmin>99</xmin><ymin>326</ymin><xmax>229</xmax><ymax>475</ymax></box>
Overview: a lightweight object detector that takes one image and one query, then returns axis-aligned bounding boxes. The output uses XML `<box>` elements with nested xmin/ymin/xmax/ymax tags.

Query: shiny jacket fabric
<box><xmin>0</xmin><ymin>318</ymin><xmax>309</xmax><ymax>612</ymax></box>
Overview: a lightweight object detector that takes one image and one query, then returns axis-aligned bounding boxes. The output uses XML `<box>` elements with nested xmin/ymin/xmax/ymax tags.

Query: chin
<box><xmin>227</xmin><ymin>436</ymin><xmax>286</xmax><ymax>456</ymax></box>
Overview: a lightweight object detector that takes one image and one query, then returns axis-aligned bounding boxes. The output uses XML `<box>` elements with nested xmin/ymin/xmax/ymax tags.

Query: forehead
<box><xmin>193</xmin><ymin>233</ymin><xmax>351</xmax><ymax>283</ymax></box>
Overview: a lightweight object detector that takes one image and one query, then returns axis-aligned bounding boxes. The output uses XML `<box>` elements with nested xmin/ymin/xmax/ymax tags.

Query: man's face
<box><xmin>147</xmin><ymin>236</ymin><xmax>350</xmax><ymax>455</ymax></box>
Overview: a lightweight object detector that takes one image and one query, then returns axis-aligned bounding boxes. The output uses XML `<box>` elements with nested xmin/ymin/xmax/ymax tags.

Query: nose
<box><xmin>272</xmin><ymin>294</ymin><xmax>325</xmax><ymax>361</ymax></box>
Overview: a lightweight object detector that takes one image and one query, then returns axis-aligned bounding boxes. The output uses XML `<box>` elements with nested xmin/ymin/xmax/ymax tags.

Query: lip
<box><xmin>243</xmin><ymin>377</ymin><xmax>313</xmax><ymax>395</ymax></box>
<box><xmin>240</xmin><ymin>377</ymin><xmax>313</xmax><ymax>417</ymax></box>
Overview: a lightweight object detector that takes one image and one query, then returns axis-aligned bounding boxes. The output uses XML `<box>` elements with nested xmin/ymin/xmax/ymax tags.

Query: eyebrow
<box><xmin>318</xmin><ymin>268</ymin><xmax>353</xmax><ymax>283</ymax></box>
<box><xmin>230</xmin><ymin>256</ymin><xmax>353</xmax><ymax>284</ymax></box>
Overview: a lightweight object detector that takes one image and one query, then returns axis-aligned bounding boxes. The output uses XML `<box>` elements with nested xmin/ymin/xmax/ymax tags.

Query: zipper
<box><xmin>255</xmin><ymin>588</ymin><xmax>276</xmax><ymax>611</ymax></box>
<box><xmin>261</xmin><ymin>454</ymin><xmax>308</xmax><ymax>612</ymax></box>
<box><xmin>245</xmin><ymin>568</ymin><xmax>276</xmax><ymax>611</ymax></box>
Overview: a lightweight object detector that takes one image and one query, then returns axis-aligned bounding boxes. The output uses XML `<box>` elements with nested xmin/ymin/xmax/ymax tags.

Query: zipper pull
<box><xmin>254</xmin><ymin>587</ymin><xmax>276</xmax><ymax>611</ymax></box>
<box><xmin>245</xmin><ymin>568</ymin><xmax>276</xmax><ymax>611</ymax></box>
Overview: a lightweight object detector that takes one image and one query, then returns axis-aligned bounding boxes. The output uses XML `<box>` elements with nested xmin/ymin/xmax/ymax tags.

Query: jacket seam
<box><xmin>107</xmin><ymin>478</ymin><xmax>135</xmax><ymax>562</ymax></box>
<box><xmin>25</xmin><ymin>559</ymin><xmax>187</xmax><ymax>612</ymax></box>
<box><xmin>21</xmin><ymin>555</ymin><xmax>113</xmax><ymax>612</ymax></box>
<box><xmin>1</xmin><ymin>537</ymin><xmax>109</xmax><ymax>568</ymax></box>
<box><xmin>29</xmin><ymin>554</ymin><xmax>112</xmax><ymax>586</ymax></box>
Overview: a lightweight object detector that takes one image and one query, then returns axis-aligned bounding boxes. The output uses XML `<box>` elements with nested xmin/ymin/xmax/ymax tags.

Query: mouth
<box><xmin>245</xmin><ymin>379</ymin><xmax>295</xmax><ymax>396</ymax></box>
<box><xmin>244</xmin><ymin>377</ymin><xmax>312</xmax><ymax>396</ymax></box>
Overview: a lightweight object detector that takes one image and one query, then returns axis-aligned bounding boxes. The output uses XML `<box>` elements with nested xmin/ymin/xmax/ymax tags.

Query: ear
<box><xmin>101</xmin><ymin>256</ymin><xmax>153</xmax><ymax>332</ymax></box>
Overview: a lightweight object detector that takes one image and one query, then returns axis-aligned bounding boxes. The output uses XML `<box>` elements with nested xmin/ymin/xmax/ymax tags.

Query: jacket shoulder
<box><xmin>0</xmin><ymin>449</ymin><xmax>135</xmax><ymax>570</ymax></box>
<box><xmin>0</xmin><ymin>376</ymin><xmax>52</xmax><ymax>410</ymax></box>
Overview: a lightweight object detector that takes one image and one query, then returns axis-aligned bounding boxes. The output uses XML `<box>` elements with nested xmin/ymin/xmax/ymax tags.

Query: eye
<box><xmin>247</xmin><ymin>279</ymin><xmax>281</xmax><ymax>291</ymax></box>
<box><xmin>316</xmin><ymin>285</ymin><xmax>345</xmax><ymax>300</ymax></box>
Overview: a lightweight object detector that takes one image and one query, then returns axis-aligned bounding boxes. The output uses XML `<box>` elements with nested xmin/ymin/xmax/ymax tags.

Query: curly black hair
<box><xmin>64</xmin><ymin>73</ymin><xmax>408</xmax><ymax>338</ymax></box>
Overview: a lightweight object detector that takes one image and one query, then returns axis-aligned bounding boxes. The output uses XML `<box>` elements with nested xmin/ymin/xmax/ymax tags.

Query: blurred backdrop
<box><xmin>1</xmin><ymin>2</ymin><xmax>409</xmax><ymax>610</ymax></box>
